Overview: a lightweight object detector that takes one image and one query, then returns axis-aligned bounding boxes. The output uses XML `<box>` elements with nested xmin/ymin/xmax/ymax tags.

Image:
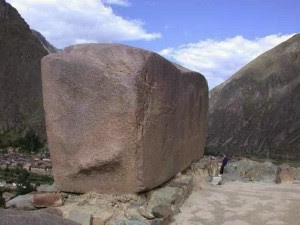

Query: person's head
<box><xmin>223</xmin><ymin>154</ymin><xmax>227</xmax><ymax>157</ymax></box>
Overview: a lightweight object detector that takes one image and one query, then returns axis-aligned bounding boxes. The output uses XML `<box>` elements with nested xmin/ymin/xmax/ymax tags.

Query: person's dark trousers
<box><xmin>220</xmin><ymin>163</ymin><xmax>227</xmax><ymax>174</ymax></box>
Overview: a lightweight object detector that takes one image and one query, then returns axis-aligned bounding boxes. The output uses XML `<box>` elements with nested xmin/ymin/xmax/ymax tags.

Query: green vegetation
<box><xmin>0</xmin><ymin>129</ymin><xmax>47</xmax><ymax>154</ymax></box>
<box><xmin>15</xmin><ymin>169</ymin><xmax>34</xmax><ymax>195</ymax></box>
<box><xmin>0</xmin><ymin>168</ymin><xmax>53</xmax><ymax>190</ymax></box>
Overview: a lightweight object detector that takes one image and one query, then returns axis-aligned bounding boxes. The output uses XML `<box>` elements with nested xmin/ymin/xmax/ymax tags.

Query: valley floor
<box><xmin>171</xmin><ymin>181</ymin><xmax>300</xmax><ymax>225</ymax></box>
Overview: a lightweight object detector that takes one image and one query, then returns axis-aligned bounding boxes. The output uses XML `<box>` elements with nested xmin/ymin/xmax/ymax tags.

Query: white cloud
<box><xmin>159</xmin><ymin>34</ymin><xmax>294</xmax><ymax>89</ymax></box>
<box><xmin>103</xmin><ymin>0</ymin><xmax>130</xmax><ymax>7</ymax></box>
<box><xmin>7</xmin><ymin>0</ymin><xmax>160</xmax><ymax>48</ymax></box>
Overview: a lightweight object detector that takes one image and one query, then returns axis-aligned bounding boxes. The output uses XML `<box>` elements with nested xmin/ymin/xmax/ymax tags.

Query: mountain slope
<box><xmin>207</xmin><ymin>34</ymin><xmax>300</xmax><ymax>159</ymax></box>
<box><xmin>31</xmin><ymin>29</ymin><xmax>58</xmax><ymax>54</ymax></box>
<box><xmin>0</xmin><ymin>0</ymin><xmax>54</xmax><ymax>138</ymax></box>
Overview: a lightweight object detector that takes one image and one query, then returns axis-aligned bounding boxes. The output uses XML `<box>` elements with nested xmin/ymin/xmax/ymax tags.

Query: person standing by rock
<box><xmin>220</xmin><ymin>154</ymin><xmax>229</xmax><ymax>175</ymax></box>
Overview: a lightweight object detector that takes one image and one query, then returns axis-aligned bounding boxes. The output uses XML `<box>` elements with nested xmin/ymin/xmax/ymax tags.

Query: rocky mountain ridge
<box><xmin>207</xmin><ymin>34</ymin><xmax>300</xmax><ymax>159</ymax></box>
<box><xmin>0</xmin><ymin>0</ymin><xmax>55</xmax><ymax>141</ymax></box>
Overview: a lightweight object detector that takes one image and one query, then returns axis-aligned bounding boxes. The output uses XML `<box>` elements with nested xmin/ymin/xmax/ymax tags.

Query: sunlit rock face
<box><xmin>42</xmin><ymin>44</ymin><xmax>208</xmax><ymax>194</ymax></box>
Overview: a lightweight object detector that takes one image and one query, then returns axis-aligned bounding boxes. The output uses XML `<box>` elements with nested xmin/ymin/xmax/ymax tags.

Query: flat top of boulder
<box><xmin>46</xmin><ymin>43</ymin><xmax>199</xmax><ymax>76</ymax></box>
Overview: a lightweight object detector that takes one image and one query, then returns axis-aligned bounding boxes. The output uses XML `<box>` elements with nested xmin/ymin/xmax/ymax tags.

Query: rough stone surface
<box><xmin>223</xmin><ymin>159</ymin><xmax>277</xmax><ymax>182</ymax></box>
<box><xmin>151</xmin><ymin>205</ymin><xmax>172</xmax><ymax>218</ymax></box>
<box><xmin>37</xmin><ymin>183</ymin><xmax>57</xmax><ymax>192</ymax></box>
<box><xmin>276</xmin><ymin>164</ymin><xmax>294</xmax><ymax>183</ymax></box>
<box><xmin>6</xmin><ymin>193</ymin><xmax>35</xmax><ymax>210</ymax></box>
<box><xmin>33</xmin><ymin>193</ymin><xmax>65</xmax><ymax>208</ymax></box>
<box><xmin>0</xmin><ymin>209</ymin><xmax>79</xmax><ymax>225</ymax></box>
<box><xmin>147</xmin><ymin>186</ymin><xmax>180</xmax><ymax>206</ymax></box>
<box><xmin>211</xmin><ymin>176</ymin><xmax>222</xmax><ymax>185</ymax></box>
<box><xmin>0</xmin><ymin>0</ymin><xmax>54</xmax><ymax>136</ymax></box>
<box><xmin>42</xmin><ymin>44</ymin><xmax>208</xmax><ymax>194</ymax></box>
<box><xmin>38</xmin><ymin>207</ymin><xmax>64</xmax><ymax>217</ymax></box>
<box><xmin>292</xmin><ymin>167</ymin><xmax>300</xmax><ymax>180</ymax></box>
<box><xmin>57</xmin><ymin>173</ymin><xmax>193</xmax><ymax>225</ymax></box>
<box><xmin>190</xmin><ymin>157</ymin><xmax>219</xmax><ymax>179</ymax></box>
<box><xmin>69</xmin><ymin>209</ymin><xmax>92</xmax><ymax>225</ymax></box>
<box><xmin>92</xmin><ymin>212</ymin><xmax>113</xmax><ymax>225</ymax></box>
<box><xmin>2</xmin><ymin>191</ymin><xmax>16</xmax><ymax>202</ymax></box>
<box><xmin>138</xmin><ymin>207</ymin><xmax>155</xmax><ymax>219</ymax></box>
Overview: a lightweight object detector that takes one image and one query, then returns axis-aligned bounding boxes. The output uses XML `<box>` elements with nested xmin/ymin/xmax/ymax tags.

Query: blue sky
<box><xmin>8</xmin><ymin>0</ymin><xmax>300</xmax><ymax>88</ymax></box>
<box><xmin>116</xmin><ymin>0</ymin><xmax>300</xmax><ymax>51</ymax></box>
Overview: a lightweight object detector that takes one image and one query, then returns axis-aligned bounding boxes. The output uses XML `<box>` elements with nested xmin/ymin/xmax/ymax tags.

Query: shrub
<box><xmin>15</xmin><ymin>168</ymin><xmax>34</xmax><ymax>195</ymax></box>
<box><xmin>17</xmin><ymin>129</ymin><xmax>44</xmax><ymax>153</ymax></box>
<box><xmin>0</xmin><ymin>129</ymin><xmax>45</xmax><ymax>153</ymax></box>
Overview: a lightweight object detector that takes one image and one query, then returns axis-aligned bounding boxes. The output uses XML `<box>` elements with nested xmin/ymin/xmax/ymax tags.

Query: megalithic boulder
<box><xmin>41</xmin><ymin>44</ymin><xmax>208</xmax><ymax>194</ymax></box>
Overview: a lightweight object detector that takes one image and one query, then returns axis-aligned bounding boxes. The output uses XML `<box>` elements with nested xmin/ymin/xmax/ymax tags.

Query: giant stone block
<box><xmin>41</xmin><ymin>44</ymin><xmax>208</xmax><ymax>193</ymax></box>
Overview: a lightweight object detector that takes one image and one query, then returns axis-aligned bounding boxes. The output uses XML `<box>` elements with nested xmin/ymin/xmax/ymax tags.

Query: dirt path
<box><xmin>171</xmin><ymin>181</ymin><xmax>300</xmax><ymax>225</ymax></box>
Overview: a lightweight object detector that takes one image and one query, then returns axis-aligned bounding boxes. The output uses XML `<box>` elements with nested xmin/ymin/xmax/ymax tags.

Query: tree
<box><xmin>16</xmin><ymin>168</ymin><xmax>34</xmax><ymax>195</ymax></box>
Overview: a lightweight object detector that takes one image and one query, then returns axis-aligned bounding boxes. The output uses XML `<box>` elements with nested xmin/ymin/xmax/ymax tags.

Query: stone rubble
<box><xmin>37</xmin><ymin>183</ymin><xmax>57</xmax><ymax>192</ymax></box>
<box><xmin>69</xmin><ymin>209</ymin><xmax>92</xmax><ymax>225</ymax></box>
<box><xmin>54</xmin><ymin>174</ymin><xmax>193</xmax><ymax>225</ymax></box>
<box><xmin>33</xmin><ymin>192</ymin><xmax>66</xmax><ymax>208</ymax></box>
<box><xmin>2</xmin><ymin>157</ymin><xmax>300</xmax><ymax>225</ymax></box>
<box><xmin>292</xmin><ymin>167</ymin><xmax>300</xmax><ymax>180</ymax></box>
<box><xmin>2</xmin><ymin>192</ymin><xmax>17</xmax><ymax>202</ymax></box>
<box><xmin>222</xmin><ymin>158</ymin><xmax>278</xmax><ymax>182</ymax></box>
<box><xmin>275</xmin><ymin>164</ymin><xmax>294</xmax><ymax>183</ymax></box>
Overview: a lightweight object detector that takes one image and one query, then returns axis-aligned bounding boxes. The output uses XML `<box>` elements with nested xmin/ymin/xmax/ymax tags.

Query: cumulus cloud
<box><xmin>7</xmin><ymin>0</ymin><xmax>160</xmax><ymax>48</ymax></box>
<box><xmin>159</xmin><ymin>34</ymin><xmax>294</xmax><ymax>89</ymax></box>
<box><xmin>103</xmin><ymin>0</ymin><xmax>130</xmax><ymax>7</ymax></box>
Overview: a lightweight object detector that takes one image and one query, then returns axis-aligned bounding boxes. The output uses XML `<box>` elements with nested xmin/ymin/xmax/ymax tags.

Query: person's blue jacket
<box><xmin>222</xmin><ymin>156</ymin><xmax>228</xmax><ymax>166</ymax></box>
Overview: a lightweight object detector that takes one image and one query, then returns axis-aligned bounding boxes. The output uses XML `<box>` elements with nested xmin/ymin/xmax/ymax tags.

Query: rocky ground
<box><xmin>2</xmin><ymin>173</ymin><xmax>194</xmax><ymax>225</ymax></box>
<box><xmin>172</xmin><ymin>158</ymin><xmax>300</xmax><ymax>225</ymax></box>
<box><xmin>171</xmin><ymin>181</ymin><xmax>300</xmax><ymax>225</ymax></box>
<box><xmin>2</xmin><ymin>157</ymin><xmax>300</xmax><ymax>225</ymax></box>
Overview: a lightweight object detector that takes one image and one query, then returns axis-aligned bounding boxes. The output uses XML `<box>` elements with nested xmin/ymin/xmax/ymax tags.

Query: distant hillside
<box><xmin>207</xmin><ymin>34</ymin><xmax>300</xmax><ymax>159</ymax></box>
<box><xmin>31</xmin><ymin>29</ymin><xmax>58</xmax><ymax>54</ymax></box>
<box><xmin>0</xmin><ymin>0</ymin><xmax>55</xmax><ymax>141</ymax></box>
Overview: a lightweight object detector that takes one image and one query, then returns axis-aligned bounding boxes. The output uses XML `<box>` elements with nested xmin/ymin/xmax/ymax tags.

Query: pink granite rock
<box><xmin>276</xmin><ymin>164</ymin><xmax>294</xmax><ymax>183</ymax></box>
<box><xmin>41</xmin><ymin>44</ymin><xmax>208</xmax><ymax>194</ymax></box>
<box><xmin>33</xmin><ymin>193</ymin><xmax>65</xmax><ymax>208</ymax></box>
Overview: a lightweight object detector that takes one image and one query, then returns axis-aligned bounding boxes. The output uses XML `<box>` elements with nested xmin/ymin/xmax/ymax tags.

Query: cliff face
<box><xmin>0</xmin><ymin>0</ymin><xmax>53</xmax><ymax>138</ymax></box>
<box><xmin>208</xmin><ymin>34</ymin><xmax>300</xmax><ymax>159</ymax></box>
